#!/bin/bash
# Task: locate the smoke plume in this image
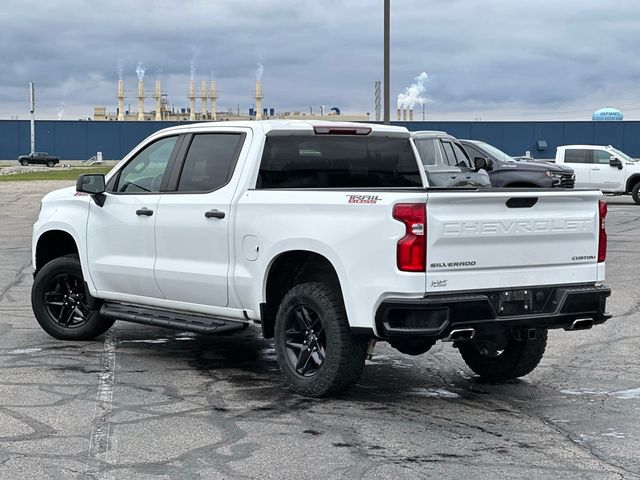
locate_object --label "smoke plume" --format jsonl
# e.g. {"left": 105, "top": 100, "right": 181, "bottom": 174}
{"left": 256, "top": 62, "right": 264, "bottom": 81}
{"left": 397, "top": 72, "right": 429, "bottom": 109}
{"left": 136, "top": 62, "right": 145, "bottom": 81}
{"left": 117, "top": 59, "right": 124, "bottom": 81}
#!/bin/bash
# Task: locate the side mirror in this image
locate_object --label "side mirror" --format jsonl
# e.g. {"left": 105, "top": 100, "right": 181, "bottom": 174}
{"left": 76, "top": 174, "right": 106, "bottom": 206}
{"left": 609, "top": 157, "right": 623, "bottom": 169}
{"left": 474, "top": 156, "right": 493, "bottom": 171}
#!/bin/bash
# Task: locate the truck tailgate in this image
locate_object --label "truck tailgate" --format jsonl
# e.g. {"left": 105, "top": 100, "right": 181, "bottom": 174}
{"left": 425, "top": 190, "right": 602, "bottom": 293}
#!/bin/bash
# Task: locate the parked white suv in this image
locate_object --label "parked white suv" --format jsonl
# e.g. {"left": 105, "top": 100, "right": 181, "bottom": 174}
{"left": 555, "top": 145, "right": 640, "bottom": 204}
{"left": 31, "top": 121, "right": 611, "bottom": 396}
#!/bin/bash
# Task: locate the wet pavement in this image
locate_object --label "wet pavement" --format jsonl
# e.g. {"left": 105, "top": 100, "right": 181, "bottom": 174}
{"left": 0, "top": 181, "right": 639, "bottom": 479}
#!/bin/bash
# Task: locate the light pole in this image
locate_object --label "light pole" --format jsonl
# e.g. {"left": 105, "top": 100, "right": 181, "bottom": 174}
{"left": 29, "top": 82, "right": 35, "bottom": 154}
{"left": 383, "top": 0, "right": 390, "bottom": 125}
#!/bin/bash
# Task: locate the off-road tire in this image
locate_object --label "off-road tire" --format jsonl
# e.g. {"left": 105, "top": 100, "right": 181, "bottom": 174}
{"left": 631, "top": 183, "right": 640, "bottom": 205}
{"left": 31, "top": 255, "right": 114, "bottom": 340}
{"left": 458, "top": 330, "right": 547, "bottom": 381}
{"left": 274, "top": 282, "right": 368, "bottom": 397}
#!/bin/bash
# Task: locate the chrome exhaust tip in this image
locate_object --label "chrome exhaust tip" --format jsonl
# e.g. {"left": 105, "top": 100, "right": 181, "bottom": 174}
{"left": 566, "top": 319, "right": 594, "bottom": 331}
{"left": 442, "top": 328, "right": 476, "bottom": 342}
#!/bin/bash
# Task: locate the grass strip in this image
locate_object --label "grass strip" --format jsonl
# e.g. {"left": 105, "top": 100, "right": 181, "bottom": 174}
{"left": 0, "top": 167, "right": 113, "bottom": 182}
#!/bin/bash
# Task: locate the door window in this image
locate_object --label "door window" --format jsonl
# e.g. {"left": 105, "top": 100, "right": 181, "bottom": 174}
{"left": 564, "top": 149, "right": 592, "bottom": 164}
{"left": 113, "top": 136, "right": 178, "bottom": 193}
{"left": 451, "top": 142, "right": 471, "bottom": 167}
{"left": 177, "top": 133, "right": 244, "bottom": 192}
{"left": 415, "top": 139, "right": 441, "bottom": 166}
{"left": 441, "top": 142, "right": 457, "bottom": 166}
{"left": 593, "top": 150, "right": 612, "bottom": 165}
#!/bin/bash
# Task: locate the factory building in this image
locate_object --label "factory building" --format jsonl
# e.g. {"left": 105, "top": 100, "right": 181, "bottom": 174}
{"left": 93, "top": 78, "right": 369, "bottom": 122}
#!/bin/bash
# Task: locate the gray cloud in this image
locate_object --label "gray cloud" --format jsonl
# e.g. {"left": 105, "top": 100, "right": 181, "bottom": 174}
{"left": 1, "top": 0, "right": 639, "bottom": 119}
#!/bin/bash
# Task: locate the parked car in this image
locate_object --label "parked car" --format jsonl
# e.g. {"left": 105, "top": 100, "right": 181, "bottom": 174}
{"left": 555, "top": 145, "right": 640, "bottom": 204}
{"left": 412, "top": 131, "right": 490, "bottom": 187}
{"left": 460, "top": 140, "right": 575, "bottom": 188}
{"left": 31, "top": 120, "right": 610, "bottom": 397}
{"left": 18, "top": 152, "right": 60, "bottom": 167}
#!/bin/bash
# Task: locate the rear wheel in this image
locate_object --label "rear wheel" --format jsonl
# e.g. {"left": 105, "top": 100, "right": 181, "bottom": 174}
{"left": 46, "top": 160, "right": 55, "bottom": 168}
{"left": 274, "top": 282, "right": 368, "bottom": 397}
{"left": 458, "top": 330, "right": 547, "bottom": 381}
{"left": 631, "top": 183, "right": 640, "bottom": 205}
{"left": 20, "top": 159, "right": 28, "bottom": 166}
{"left": 31, "top": 256, "right": 114, "bottom": 340}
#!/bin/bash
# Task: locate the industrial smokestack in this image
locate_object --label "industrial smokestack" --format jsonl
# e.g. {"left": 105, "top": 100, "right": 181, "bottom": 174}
{"left": 397, "top": 108, "right": 401, "bottom": 121}
{"left": 409, "top": 109, "right": 414, "bottom": 121}
{"left": 201, "top": 80, "right": 208, "bottom": 119}
{"left": 117, "top": 79, "right": 125, "bottom": 121}
{"left": 209, "top": 80, "right": 217, "bottom": 121}
{"left": 154, "top": 80, "right": 162, "bottom": 121}
{"left": 255, "top": 80, "right": 263, "bottom": 120}
{"left": 137, "top": 80, "right": 144, "bottom": 121}
{"left": 402, "top": 108, "right": 408, "bottom": 121}
{"left": 188, "top": 80, "right": 196, "bottom": 121}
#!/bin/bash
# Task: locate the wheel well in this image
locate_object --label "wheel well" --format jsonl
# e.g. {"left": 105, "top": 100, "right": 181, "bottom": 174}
{"left": 626, "top": 175, "right": 640, "bottom": 193}
{"left": 261, "top": 251, "right": 341, "bottom": 339}
{"left": 505, "top": 182, "right": 538, "bottom": 188}
{"left": 35, "top": 230, "right": 78, "bottom": 274}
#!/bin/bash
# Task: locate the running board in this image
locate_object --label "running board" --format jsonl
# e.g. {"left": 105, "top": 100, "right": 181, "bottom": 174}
{"left": 100, "top": 302, "right": 248, "bottom": 335}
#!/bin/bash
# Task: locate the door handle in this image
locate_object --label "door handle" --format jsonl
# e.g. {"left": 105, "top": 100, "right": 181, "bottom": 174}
{"left": 136, "top": 208, "right": 153, "bottom": 216}
{"left": 591, "top": 167, "right": 600, "bottom": 171}
{"left": 205, "top": 209, "right": 225, "bottom": 219}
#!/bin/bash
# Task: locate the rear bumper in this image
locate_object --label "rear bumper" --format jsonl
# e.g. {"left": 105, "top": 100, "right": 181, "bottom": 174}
{"left": 375, "top": 284, "right": 611, "bottom": 339}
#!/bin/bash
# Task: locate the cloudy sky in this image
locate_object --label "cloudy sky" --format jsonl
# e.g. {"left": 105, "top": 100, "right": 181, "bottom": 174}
{"left": 1, "top": 0, "right": 639, "bottom": 120}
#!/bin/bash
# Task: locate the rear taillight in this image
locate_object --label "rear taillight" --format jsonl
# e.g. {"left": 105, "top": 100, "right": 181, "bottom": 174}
{"left": 393, "top": 203, "right": 426, "bottom": 272}
{"left": 598, "top": 199, "right": 607, "bottom": 263}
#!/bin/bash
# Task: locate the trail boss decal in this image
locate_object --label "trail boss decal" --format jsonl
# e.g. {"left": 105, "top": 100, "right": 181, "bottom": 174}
{"left": 347, "top": 195, "right": 381, "bottom": 204}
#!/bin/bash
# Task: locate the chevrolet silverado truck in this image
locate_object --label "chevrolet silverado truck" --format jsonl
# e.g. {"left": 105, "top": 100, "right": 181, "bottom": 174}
{"left": 555, "top": 145, "right": 640, "bottom": 204}
{"left": 18, "top": 152, "right": 60, "bottom": 167}
{"left": 31, "top": 120, "right": 611, "bottom": 397}
{"left": 461, "top": 139, "right": 576, "bottom": 188}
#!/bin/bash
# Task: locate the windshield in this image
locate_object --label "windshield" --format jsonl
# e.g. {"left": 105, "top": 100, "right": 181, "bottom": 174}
{"left": 611, "top": 147, "right": 638, "bottom": 162}
{"left": 476, "top": 141, "right": 515, "bottom": 162}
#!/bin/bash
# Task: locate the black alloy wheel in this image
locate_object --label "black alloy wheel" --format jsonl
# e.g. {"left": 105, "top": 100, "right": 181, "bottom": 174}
{"left": 274, "top": 282, "right": 368, "bottom": 397}
{"left": 283, "top": 303, "right": 326, "bottom": 377}
{"left": 32, "top": 255, "right": 114, "bottom": 340}
{"left": 43, "top": 272, "right": 92, "bottom": 328}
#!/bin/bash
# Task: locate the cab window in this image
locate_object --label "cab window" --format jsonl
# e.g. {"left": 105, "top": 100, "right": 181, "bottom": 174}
{"left": 415, "top": 139, "right": 442, "bottom": 166}
{"left": 112, "top": 136, "right": 178, "bottom": 193}
{"left": 564, "top": 149, "right": 592, "bottom": 164}
{"left": 177, "top": 133, "right": 244, "bottom": 192}
{"left": 593, "top": 150, "right": 611, "bottom": 165}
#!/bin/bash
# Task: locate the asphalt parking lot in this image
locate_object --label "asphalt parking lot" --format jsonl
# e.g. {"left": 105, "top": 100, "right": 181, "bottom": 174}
{"left": 0, "top": 181, "right": 639, "bottom": 480}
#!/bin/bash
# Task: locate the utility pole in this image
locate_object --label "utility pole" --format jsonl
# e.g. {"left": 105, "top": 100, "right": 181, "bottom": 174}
{"left": 29, "top": 82, "right": 35, "bottom": 154}
{"left": 383, "top": 0, "right": 390, "bottom": 125}
{"left": 374, "top": 80, "right": 381, "bottom": 121}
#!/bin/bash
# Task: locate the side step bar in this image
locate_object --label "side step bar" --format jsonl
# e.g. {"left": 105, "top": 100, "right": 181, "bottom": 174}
{"left": 100, "top": 302, "right": 248, "bottom": 335}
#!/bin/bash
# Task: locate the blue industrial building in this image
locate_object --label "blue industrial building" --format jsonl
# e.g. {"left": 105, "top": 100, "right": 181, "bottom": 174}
{"left": 2, "top": 119, "right": 640, "bottom": 160}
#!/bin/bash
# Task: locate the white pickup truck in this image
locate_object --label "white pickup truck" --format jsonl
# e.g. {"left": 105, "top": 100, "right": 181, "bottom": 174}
{"left": 555, "top": 145, "right": 640, "bottom": 204}
{"left": 31, "top": 121, "right": 611, "bottom": 397}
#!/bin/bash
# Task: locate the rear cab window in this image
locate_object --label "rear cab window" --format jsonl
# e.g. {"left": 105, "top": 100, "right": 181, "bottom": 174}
{"left": 257, "top": 135, "right": 423, "bottom": 189}
{"left": 564, "top": 149, "right": 592, "bottom": 164}
{"left": 176, "top": 133, "right": 244, "bottom": 192}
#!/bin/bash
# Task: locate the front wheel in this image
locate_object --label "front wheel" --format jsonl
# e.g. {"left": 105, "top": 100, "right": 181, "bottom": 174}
{"left": 31, "top": 256, "right": 114, "bottom": 340}
{"left": 274, "top": 282, "right": 368, "bottom": 397}
{"left": 458, "top": 330, "right": 547, "bottom": 381}
{"left": 631, "top": 183, "right": 640, "bottom": 205}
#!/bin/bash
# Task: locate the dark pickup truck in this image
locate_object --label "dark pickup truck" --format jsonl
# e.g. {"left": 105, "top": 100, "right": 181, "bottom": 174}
{"left": 18, "top": 152, "right": 60, "bottom": 167}
{"left": 460, "top": 139, "right": 575, "bottom": 188}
